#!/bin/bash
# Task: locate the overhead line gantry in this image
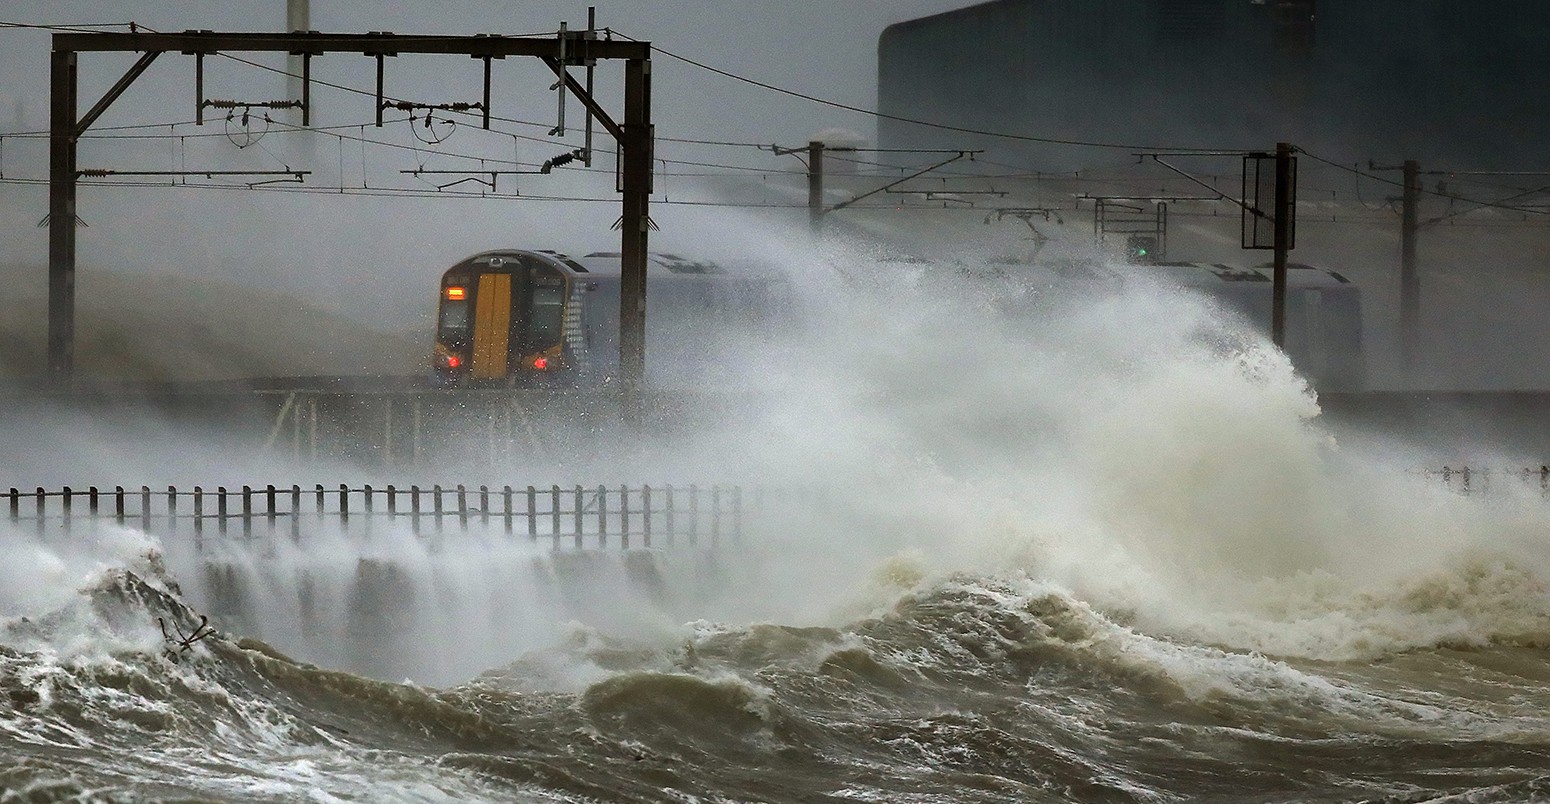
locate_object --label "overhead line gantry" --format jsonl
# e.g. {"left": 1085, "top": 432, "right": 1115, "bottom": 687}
{"left": 48, "top": 29, "right": 655, "bottom": 416}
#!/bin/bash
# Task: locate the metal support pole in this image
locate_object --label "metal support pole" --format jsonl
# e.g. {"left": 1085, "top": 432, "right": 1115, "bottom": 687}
{"left": 1270, "top": 142, "right": 1292, "bottom": 348}
{"left": 48, "top": 49, "right": 78, "bottom": 383}
{"left": 1400, "top": 159, "right": 1421, "bottom": 373}
{"left": 619, "top": 56, "right": 652, "bottom": 425}
{"left": 286, "top": 0, "right": 309, "bottom": 127}
{"left": 808, "top": 140, "right": 824, "bottom": 235}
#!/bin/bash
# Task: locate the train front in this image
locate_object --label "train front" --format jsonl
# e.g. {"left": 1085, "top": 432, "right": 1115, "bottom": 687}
{"left": 432, "top": 251, "right": 575, "bottom": 387}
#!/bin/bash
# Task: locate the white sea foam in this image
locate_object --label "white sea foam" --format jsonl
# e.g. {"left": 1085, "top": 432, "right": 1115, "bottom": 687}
{"left": 705, "top": 248, "right": 1550, "bottom": 665}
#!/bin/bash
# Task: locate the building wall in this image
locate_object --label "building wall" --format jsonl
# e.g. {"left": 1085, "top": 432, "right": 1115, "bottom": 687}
{"left": 877, "top": 0, "right": 1549, "bottom": 169}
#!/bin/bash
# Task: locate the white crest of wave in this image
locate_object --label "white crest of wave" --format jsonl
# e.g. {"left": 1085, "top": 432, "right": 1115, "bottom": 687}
{"left": 0, "top": 523, "right": 172, "bottom": 657}
{"left": 704, "top": 243, "right": 1550, "bottom": 663}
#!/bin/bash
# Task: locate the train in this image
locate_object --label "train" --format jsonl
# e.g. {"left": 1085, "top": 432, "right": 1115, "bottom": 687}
{"left": 1147, "top": 260, "right": 1364, "bottom": 391}
{"left": 431, "top": 250, "right": 1364, "bottom": 391}
{"left": 993, "top": 257, "right": 1366, "bottom": 390}
{"left": 431, "top": 249, "right": 783, "bottom": 388}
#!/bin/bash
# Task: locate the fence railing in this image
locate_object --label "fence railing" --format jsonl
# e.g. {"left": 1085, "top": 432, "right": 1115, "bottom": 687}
{"left": 1425, "top": 466, "right": 1550, "bottom": 496}
{"left": 6, "top": 484, "right": 746, "bottom": 550}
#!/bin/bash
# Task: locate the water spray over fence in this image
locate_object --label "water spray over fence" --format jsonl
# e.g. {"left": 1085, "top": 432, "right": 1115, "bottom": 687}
{"left": 7, "top": 483, "right": 748, "bottom": 550}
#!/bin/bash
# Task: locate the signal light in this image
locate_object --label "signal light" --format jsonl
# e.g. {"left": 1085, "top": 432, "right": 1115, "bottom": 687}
{"left": 532, "top": 356, "right": 550, "bottom": 370}
{"left": 446, "top": 355, "right": 461, "bottom": 369}
{"left": 1126, "top": 236, "right": 1158, "bottom": 264}
{"left": 445, "top": 286, "right": 466, "bottom": 300}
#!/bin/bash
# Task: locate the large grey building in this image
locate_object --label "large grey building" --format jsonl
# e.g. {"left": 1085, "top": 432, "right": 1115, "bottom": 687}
{"left": 877, "top": 1, "right": 1549, "bottom": 169}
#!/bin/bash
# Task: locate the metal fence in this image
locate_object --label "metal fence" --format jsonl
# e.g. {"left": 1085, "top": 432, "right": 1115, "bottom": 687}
{"left": 1424, "top": 466, "right": 1550, "bottom": 495}
{"left": 6, "top": 483, "right": 745, "bottom": 550}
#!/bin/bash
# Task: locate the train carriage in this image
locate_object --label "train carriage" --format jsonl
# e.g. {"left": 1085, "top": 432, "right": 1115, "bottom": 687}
{"left": 432, "top": 249, "right": 776, "bottom": 388}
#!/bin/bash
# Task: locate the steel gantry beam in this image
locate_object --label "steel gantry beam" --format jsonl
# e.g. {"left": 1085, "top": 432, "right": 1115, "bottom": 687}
{"left": 48, "top": 30, "right": 653, "bottom": 416}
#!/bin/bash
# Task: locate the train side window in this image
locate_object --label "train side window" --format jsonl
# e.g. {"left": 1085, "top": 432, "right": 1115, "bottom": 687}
{"left": 529, "top": 281, "right": 565, "bottom": 341}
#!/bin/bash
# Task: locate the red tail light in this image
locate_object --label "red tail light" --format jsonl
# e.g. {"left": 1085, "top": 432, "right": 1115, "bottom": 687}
{"left": 533, "top": 356, "right": 550, "bottom": 370}
{"left": 446, "top": 355, "right": 462, "bottom": 369}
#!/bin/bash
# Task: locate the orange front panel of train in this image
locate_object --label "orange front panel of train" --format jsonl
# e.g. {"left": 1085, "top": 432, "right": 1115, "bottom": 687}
{"left": 471, "top": 272, "right": 512, "bottom": 379}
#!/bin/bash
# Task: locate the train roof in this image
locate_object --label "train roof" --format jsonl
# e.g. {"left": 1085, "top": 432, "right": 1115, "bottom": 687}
{"left": 446, "top": 249, "right": 723, "bottom": 278}
{"left": 1128, "top": 261, "right": 1354, "bottom": 288}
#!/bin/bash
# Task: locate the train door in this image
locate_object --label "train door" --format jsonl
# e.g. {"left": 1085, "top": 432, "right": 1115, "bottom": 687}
{"left": 471, "top": 272, "right": 512, "bottom": 379}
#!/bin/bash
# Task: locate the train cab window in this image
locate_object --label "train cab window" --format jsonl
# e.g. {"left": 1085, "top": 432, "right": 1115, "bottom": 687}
{"left": 439, "top": 299, "right": 470, "bottom": 340}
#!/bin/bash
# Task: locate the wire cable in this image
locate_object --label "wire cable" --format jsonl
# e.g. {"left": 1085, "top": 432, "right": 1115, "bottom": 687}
{"left": 616, "top": 33, "right": 1235, "bottom": 154}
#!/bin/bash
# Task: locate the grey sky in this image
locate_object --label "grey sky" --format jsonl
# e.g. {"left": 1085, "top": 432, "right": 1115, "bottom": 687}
{"left": 1, "top": 1, "right": 983, "bottom": 146}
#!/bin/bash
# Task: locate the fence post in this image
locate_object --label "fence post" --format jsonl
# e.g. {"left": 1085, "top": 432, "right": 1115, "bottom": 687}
{"left": 550, "top": 485, "right": 561, "bottom": 549}
{"left": 664, "top": 485, "right": 675, "bottom": 547}
{"left": 689, "top": 484, "right": 699, "bottom": 546}
{"left": 503, "top": 485, "right": 514, "bottom": 536}
{"left": 7, "top": 488, "right": 18, "bottom": 526}
{"left": 596, "top": 485, "right": 608, "bottom": 550}
{"left": 573, "top": 485, "right": 583, "bottom": 550}
{"left": 642, "top": 485, "right": 652, "bottom": 549}
{"left": 619, "top": 485, "right": 630, "bottom": 550}
{"left": 290, "top": 485, "right": 302, "bottom": 542}
{"left": 526, "top": 485, "right": 537, "bottom": 540}
{"left": 339, "top": 484, "right": 350, "bottom": 527}
{"left": 193, "top": 486, "right": 204, "bottom": 548}
{"left": 410, "top": 485, "right": 422, "bottom": 534}
{"left": 61, "top": 486, "right": 72, "bottom": 537}
{"left": 241, "top": 486, "right": 253, "bottom": 539}
{"left": 167, "top": 486, "right": 177, "bottom": 537}
{"left": 712, "top": 486, "right": 722, "bottom": 546}
{"left": 140, "top": 486, "right": 152, "bottom": 533}
{"left": 387, "top": 485, "right": 397, "bottom": 520}
{"left": 217, "top": 487, "right": 228, "bottom": 536}
{"left": 479, "top": 485, "right": 490, "bottom": 529}
{"left": 458, "top": 485, "right": 469, "bottom": 531}
{"left": 433, "top": 485, "right": 444, "bottom": 534}
{"left": 266, "top": 485, "right": 278, "bottom": 536}
{"left": 315, "top": 484, "right": 326, "bottom": 525}
{"left": 363, "top": 484, "right": 374, "bottom": 537}
{"left": 732, "top": 486, "right": 743, "bottom": 542}
{"left": 35, "top": 488, "right": 46, "bottom": 539}
{"left": 88, "top": 486, "right": 98, "bottom": 523}
{"left": 114, "top": 486, "right": 125, "bottom": 527}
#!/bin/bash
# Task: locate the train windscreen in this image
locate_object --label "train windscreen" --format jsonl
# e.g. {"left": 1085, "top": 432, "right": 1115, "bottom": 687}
{"left": 438, "top": 299, "right": 470, "bottom": 341}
